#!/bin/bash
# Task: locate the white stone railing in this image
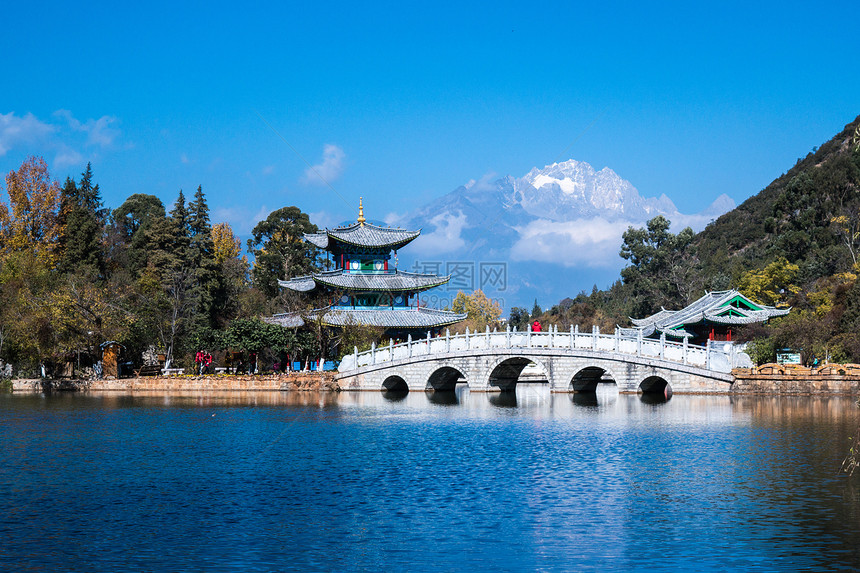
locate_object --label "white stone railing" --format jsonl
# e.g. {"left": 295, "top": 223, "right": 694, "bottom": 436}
{"left": 338, "top": 325, "right": 751, "bottom": 374}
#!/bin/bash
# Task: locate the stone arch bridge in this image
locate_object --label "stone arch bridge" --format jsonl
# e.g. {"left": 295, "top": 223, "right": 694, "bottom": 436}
{"left": 336, "top": 326, "right": 744, "bottom": 394}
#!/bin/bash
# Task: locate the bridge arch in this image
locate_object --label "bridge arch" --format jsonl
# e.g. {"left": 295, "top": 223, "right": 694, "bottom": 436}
{"left": 427, "top": 366, "right": 466, "bottom": 391}
{"left": 382, "top": 375, "right": 408, "bottom": 393}
{"left": 569, "top": 365, "right": 618, "bottom": 393}
{"left": 486, "top": 356, "right": 550, "bottom": 391}
{"left": 639, "top": 375, "right": 672, "bottom": 396}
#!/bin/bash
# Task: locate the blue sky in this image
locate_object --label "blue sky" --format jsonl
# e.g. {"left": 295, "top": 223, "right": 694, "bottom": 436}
{"left": 2, "top": 1, "right": 858, "bottom": 267}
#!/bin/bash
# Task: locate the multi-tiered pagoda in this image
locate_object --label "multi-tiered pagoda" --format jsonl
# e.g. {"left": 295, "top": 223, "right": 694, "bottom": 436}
{"left": 268, "top": 199, "right": 466, "bottom": 337}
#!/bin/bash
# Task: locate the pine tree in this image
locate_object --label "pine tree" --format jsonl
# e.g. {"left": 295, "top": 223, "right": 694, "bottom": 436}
{"left": 186, "top": 186, "right": 218, "bottom": 331}
{"left": 58, "top": 163, "right": 105, "bottom": 277}
{"left": 168, "top": 189, "right": 190, "bottom": 267}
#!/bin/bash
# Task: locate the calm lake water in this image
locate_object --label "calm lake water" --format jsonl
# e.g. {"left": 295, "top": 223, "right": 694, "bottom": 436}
{"left": 2, "top": 386, "right": 860, "bottom": 572}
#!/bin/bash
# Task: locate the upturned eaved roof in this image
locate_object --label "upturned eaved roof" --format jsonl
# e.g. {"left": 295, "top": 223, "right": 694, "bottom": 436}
{"left": 278, "top": 275, "right": 317, "bottom": 292}
{"left": 628, "top": 289, "right": 789, "bottom": 337}
{"left": 279, "top": 270, "right": 449, "bottom": 293}
{"left": 265, "top": 307, "right": 467, "bottom": 329}
{"left": 304, "top": 222, "right": 420, "bottom": 250}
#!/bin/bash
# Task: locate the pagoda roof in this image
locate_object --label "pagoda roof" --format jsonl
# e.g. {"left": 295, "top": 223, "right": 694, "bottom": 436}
{"left": 629, "top": 289, "right": 789, "bottom": 337}
{"left": 265, "top": 307, "right": 467, "bottom": 329}
{"left": 304, "top": 222, "right": 420, "bottom": 250}
{"left": 279, "top": 270, "right": 449, "bottom": 293}
{"left": 278, "top": 275, "right": 317, "bottom": 292}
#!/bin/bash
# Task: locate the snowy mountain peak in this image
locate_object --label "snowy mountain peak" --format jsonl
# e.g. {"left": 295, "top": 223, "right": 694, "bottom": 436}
{"left": 513, "top": 159, "right": 673, "bottom": 221}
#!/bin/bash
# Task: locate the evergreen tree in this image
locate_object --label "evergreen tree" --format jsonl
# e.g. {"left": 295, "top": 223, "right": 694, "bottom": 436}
{"left": 186, "top": 186, "right": 218, "bottom": 332}
{"left": 58, "top": 163, "right": 106, "bottom": 276}
{"left": 168, "top": 189, "right": 190, "bottom": 267}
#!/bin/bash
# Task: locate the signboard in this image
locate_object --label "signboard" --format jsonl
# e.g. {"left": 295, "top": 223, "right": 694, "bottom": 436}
{"left": 776, "top": 351, "right": 801, "bottom": 365}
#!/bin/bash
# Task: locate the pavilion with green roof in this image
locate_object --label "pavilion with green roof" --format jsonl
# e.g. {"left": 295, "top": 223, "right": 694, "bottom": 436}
{"left": 620, "top": 289, "right": 789, "bottom": 346}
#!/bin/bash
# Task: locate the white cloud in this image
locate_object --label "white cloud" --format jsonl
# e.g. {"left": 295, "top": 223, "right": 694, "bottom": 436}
{"left": 54, "top": 145, "right": 84, "bottom": 169}
{"left": 211, "top": 204, "right": 271, "bottom": 237}
{"left": 410, "top": 210, "right": 469, "bottom": 255}
{"left": 53, "top": 109, "right": 120, "bottom": 148}
{"left": 0, "top": 110, "right": 122, "bottom": 170}
{"left": 463, "top": 171, "right": 498, "bottom": 192}
{"left": 0, "top": 112, "right": 55, "bottom": 155}
{"left": 180, "top": 153, "right": 190, "bottom": 164}
{"left": 262, "top": 165, "right": 275, "bottom": 175}
{"left": 510, "top": 217, "right": 632, "bottom": 268}
{"left": 383, "top": 211, "right": 407, "bottom": 227}
{"left": 302, "top": 144, "right": 345, "bottom": 185}
{"left": 308, "top": 210, "right": 337, "bottom": 229}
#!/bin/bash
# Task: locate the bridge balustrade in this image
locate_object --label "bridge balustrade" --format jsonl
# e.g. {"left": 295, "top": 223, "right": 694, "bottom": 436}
{"left": 339, "top": 326, "right": 750, "bottom": 373}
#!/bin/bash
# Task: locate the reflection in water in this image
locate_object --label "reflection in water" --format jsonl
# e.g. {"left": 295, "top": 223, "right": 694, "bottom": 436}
{"left": 426, "top": 389, "right": 459, "bottom": 406}
{"left": 639, "top": 392, "right": 672, "bottom": 405}
{"left": 489, "top": 391, "right": 517, "bottom": 408}
{"left": 570, "top": 392, "right": 599, "bottom": 408}
{"left": 381, "top": 389, "right": 409, "bottom": 402}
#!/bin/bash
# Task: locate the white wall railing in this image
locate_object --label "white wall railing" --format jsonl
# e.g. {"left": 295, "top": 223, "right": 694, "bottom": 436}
{"left": 338, "top": 325, "right": 751, "bottom": 374}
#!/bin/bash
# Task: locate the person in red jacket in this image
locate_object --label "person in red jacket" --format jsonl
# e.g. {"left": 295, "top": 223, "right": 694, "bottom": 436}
{"left": 532, "top": 320, "right": 542, "bottom": 332}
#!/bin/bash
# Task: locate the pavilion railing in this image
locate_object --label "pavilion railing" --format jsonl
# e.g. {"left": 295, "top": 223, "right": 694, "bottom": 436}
{"left": 338, "top": 324, "right": 751, "bottom": 374}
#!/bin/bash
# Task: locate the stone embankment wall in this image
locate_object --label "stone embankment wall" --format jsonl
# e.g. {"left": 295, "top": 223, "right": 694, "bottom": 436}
{"left": 732, "top": 363, "right": 860, "bottom": 395}
{"left": 11, "top": 373, "right": 339, "bottom": 393}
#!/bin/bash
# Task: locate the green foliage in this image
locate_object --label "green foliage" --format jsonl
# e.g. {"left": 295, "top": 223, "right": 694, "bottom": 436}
{"left": 336, "top": 320, "right": 385, "bottom": 359}
{"left": 0, "top": 156, "right": 328, "bottom": 373}
{"left": 508, "top": 307, "right": 529, "bottom": 330}
{"left": 619, "top": 215, "right": 700, "bottom": 317}
{"left": 744, "top": 338, "right": 777, "bottom": 366}
{"left": 247, "top": 206, "right": 321, "bottom": 297}
{"left": 58, "top": 164, "right": 106, "bottom": 277}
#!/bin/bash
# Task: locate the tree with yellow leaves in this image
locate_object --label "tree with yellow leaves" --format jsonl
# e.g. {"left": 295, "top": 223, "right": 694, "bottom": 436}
{"left": 450, "top": 289, "right": 502, "bottom": 332}
{"left": 737, "top": 257, "right": 801, "bottom": 307}
{"left": 212, "top": 222, "right": 241, "bottom": 264}
{"left": 0, "top": 156, "right": 62, "bottom": 268}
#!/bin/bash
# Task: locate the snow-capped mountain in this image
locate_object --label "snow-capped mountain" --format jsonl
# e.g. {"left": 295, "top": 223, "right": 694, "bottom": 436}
{"left": 389, "top": 159, "right": 734, "bottom": 310}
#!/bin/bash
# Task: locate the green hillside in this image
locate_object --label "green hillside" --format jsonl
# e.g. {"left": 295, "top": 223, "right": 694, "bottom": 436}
{"left": 528, "top": 114, "right": 860, "bottom": 364}
{"left": 695, "top": 115, "right": 860, "bottom": 284}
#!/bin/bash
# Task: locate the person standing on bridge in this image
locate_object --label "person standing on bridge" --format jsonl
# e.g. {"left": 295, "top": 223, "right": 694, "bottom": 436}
{"left": 533, "top": 320, "right": 542, "bottom": 332}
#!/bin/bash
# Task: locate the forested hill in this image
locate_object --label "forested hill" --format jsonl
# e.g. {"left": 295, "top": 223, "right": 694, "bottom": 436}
{"left": 694, "top": 114, "right": 860, "bottom": 284}
{"left": 522, "top": 114, "right": 860, "bottom": 363}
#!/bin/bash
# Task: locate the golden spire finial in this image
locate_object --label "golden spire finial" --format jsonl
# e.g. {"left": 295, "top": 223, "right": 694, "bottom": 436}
{"left": 357, "top": 197, "right": 366, "bottom": 226}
